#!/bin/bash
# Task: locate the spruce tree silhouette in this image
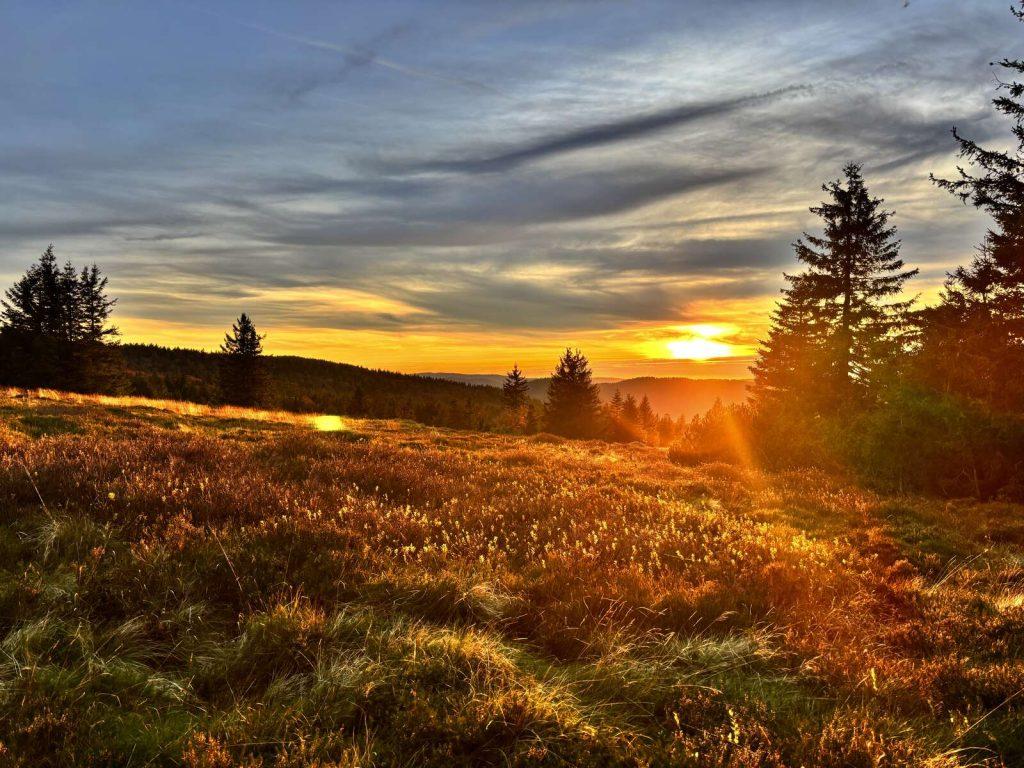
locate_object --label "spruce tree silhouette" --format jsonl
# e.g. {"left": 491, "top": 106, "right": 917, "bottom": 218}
{"left": 753, "top": 165, "right": 917, "bottom": 412}
{"left": 502, "top": 363, "right": 530, "bottom": 430}
{"left": 544, "top": 348, "right": 601, "bottom": 438}
{"left": 219, "top": 313, "right": 266, "bottom": 406}
{"left": 921, "top": 1, "right": 1024, "bottom": 409}
{"left": 0, "top": 245, "right": 120, "bottom": 391}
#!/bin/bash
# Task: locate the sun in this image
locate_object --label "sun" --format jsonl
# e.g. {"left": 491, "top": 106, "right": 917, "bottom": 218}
{"left": 666, "top": 338, "right": 734, "bottom": 360}
{"left": 663, "top": 323, "right": 739, "bottom": 360}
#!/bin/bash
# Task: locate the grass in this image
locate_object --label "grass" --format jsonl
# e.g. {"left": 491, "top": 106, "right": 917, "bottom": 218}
{"left": 0, "top": 389, "right": 1022, "bottom": 766}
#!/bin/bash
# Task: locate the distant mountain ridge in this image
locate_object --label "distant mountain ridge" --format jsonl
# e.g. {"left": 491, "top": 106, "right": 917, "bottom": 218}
{"left": 420, "top": 372, "right": 750, "bottom": 420}
{"left": 418, "top": 372, "right": 622, "bottom": 388}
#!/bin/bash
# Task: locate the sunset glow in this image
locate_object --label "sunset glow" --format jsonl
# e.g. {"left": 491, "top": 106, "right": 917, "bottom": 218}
{"left": 667, "top": 337, "right": 735, "bottom": 361}
{"left": 0, "top": 1, "right": 1000, "bottom": 379}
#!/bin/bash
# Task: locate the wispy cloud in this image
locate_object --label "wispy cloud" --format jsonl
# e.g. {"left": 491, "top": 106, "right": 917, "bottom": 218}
{"left": 412, "top": 85, "right": 812, "bottom": 173}
{"left": 0, "top": 0, "right": 1013, "bottom": 374}
{"left": 192, "top": 7, "right": 502, "bottom": 95}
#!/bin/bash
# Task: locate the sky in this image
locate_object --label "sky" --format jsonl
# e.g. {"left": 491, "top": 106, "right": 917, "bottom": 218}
{"left": 0, "top": 0, "right": 1018, "bottom": 378}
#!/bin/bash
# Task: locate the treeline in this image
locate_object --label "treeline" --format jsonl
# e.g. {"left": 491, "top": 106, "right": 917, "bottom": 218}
{"left": 0, "top": 245, "right": 123, "bottom": 392}
{"left": 122, "top": 343, "right": 508, "bottom": 430}
{"left": 4, "top": 4, "right": 1024, "bottom": 497}
{"left": 500, "top": 353, "right": 685, "bottom": 445}
{"left": 672, "top": 5, "right": 1024, "bottom": 498}
{"left": 0, "top": 250, "right": 684, "bottom": 442}
{"left": 0, "top": 274, "right": 509, "bottom": 430}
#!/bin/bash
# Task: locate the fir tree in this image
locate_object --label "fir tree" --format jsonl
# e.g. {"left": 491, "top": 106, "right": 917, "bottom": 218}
{"left": 657, "top": 414, "right": 676, "bottom": 446}
{"left": 524, "top": 402, "right": 540, "bottom": 434}
{"left": 544, "top": 348, "right": 602, "bottom": 438}
{"left": 219, "top": 313, "right": 267, "bottom": 406}
{"left": 610, "top": 388, "right": 624, "bottom": 415}
{"left": 750, "top": 279, "right": 827, "bottom": 406}
{"left": 502, "top": 363, "right": 531, "bottom": 430}
{"left": 923, "top": 2, "right": 1024, "bottom": 409}
{"left": 753, "top": 165, "right": 917, "bottom": 411}
{"left": 621, "top": 394, "right": 639, "bottom": 426}
{"left": 0, "top": 245, "right": 121, "bottom": 391}
{"left": 638, "top": 395, "right": 656, "bottom": 439}
{"left": 78, "top": 264, "right": 118, "bottom": 343}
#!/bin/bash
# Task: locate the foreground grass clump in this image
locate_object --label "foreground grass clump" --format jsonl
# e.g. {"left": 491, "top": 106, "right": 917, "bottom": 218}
{"left": 0, "top": 391, "right": 1022, "bottom": 766}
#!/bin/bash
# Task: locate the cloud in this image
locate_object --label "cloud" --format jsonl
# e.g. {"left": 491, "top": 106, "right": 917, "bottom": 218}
{"left": 123, "top": 232, "right": 204, "bottom": 242}
{"left": 194, "top": 8, "right": 502, "bottom": 95}
{"left": 253, "top": 163, "right": 769, "bottom": 248}
{"left": 411, "top": 85, "right": 812, "bottom": 173}
{"left": 0, "top": 0, "right": 1013, "bottom": 370}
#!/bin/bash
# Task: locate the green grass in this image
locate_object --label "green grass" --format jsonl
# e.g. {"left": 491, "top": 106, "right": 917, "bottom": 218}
{"left": 0, "top": 390, "right": 1021, "bottom": 766}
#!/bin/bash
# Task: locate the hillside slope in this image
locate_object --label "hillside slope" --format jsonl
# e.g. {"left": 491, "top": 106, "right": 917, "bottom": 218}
{"left": 595, "top": 376, "right": 749, "bottom": 419}
{"left": 122, "top": 344, "right": 506, "bottom": 430}
{"left": 423, "top": 371, "right": 750, "bottom": 419}
{"left": 0, "top": 391, "right": 1021, "bottom": 766}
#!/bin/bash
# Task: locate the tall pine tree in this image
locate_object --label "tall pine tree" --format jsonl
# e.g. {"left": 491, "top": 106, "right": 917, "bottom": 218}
{"left": 544, "top": 348, "right": 602, "bottom": 438}
{"left": 921, "top": 1, "right": 1024, "bottom": 410}
{"left": 753, "top": 165, "right": 917, "bottom": 411}
{"left": 0, "top": 245, "right": 120, "bottom": 391}
{"left": 750, "top": 279, "right": 827, "bottom": 406}
{"left": 219, "top": 313, "right": 267, "bottom": 406}
{"left": 502, "top": 363, "right": 531, "bottom": 431}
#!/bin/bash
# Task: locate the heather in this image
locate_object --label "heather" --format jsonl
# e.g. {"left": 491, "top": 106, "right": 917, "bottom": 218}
{"left": 1, "top": 390, "right": 1021, "bottom": 766}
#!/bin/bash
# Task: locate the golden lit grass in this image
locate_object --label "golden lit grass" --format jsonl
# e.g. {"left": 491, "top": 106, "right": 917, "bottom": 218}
{"left": 0, "top": 387, "right": 351, "bottom": 433}
{"left": 0, "top": 389, "right": 1021, "bottom": 766}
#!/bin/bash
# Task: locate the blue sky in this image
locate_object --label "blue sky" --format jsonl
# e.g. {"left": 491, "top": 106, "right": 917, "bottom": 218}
{"left": 0, "top": 0, "right": 1018, "bottom": 376}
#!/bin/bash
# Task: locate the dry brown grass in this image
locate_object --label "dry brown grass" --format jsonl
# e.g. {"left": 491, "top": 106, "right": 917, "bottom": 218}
{"left": 0, "top": 390, "right": 1021, "bottom": 766}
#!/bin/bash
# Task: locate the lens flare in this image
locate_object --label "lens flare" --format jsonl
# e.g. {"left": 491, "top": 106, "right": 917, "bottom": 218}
{"left": 311, "top": 415, "right": 346, "bottom": 432}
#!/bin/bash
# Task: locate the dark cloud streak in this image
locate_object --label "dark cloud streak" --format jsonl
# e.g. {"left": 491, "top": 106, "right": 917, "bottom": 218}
{"left": 414, "top": 85, "right": 812, "bottom": 174}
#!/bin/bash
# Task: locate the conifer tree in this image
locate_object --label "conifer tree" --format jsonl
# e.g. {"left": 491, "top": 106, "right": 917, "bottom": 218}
{"left": 657, "top": 414, "right": 676, "bottom": 446}
{"left": 610, "top": 388, "right": 624, "bottom": 416}
{"left": 0, "top": 245, "right": 120, "bottom": 391}
{"left": 753, "top": 165, "right": 917, "bottom": 411}
{"left": 621, "top": 394, "right": 639, "bottom": 426}
{"left": 502, "top": 364, "right": 531, "bottom": 430}
{"left": 638, "top": 395, "right": 656, "bottom": 439}
{"left": 219, "top": 313, "right": 267, "bottom": 406}
{"left": 750, "top": 280, "right": 826, "bottom": 406}
{"left": 544, "top": 348, "right": 602, "bottom": 438}
{"left": 922, "top": 2, "right": 1024, "bottom": 409}
{"left": 78, "top": 264, "right": 117, "bottom": 343}
{"left": 524, "top": 402, "right": 539, "bottom": 434}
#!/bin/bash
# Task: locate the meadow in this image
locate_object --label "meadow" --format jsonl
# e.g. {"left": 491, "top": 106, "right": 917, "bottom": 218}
{"left": 0, "top": 389, "right": 1022, "bottom": 766}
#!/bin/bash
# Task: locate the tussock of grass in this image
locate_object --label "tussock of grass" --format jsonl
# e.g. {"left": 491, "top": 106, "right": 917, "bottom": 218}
{"left": 0, "top": 390, "right": 1020, "bottom": 765}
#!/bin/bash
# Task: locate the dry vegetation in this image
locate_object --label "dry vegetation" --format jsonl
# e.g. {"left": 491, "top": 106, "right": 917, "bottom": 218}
{"left": 0, "top": 390, "right": 1022, "bottom": 766}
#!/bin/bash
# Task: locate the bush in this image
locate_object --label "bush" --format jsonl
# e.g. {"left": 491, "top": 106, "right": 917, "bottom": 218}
{"left": 669, "top": 400, "right": 836, "bottom": 471}
{"left": 671, "top": 388, "right": 1024, "bottom": 499}
{"left": 841, "top": 387, "right": 1024, "bottom": 498}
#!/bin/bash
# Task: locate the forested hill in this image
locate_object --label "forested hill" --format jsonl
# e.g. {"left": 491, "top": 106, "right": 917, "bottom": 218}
{"left": 422, "top": 372, "right": 750, "bottom": 419}
{"left": 120, "top": 344, "right": 505, "bottom": 430}
{"left": 595, "top": 377, "right": 749, "bottom": 419}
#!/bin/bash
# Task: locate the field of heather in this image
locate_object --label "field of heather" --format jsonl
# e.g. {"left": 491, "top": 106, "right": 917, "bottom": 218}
{"left": 0, "top": 390, "right": 1022, "bottom": 767}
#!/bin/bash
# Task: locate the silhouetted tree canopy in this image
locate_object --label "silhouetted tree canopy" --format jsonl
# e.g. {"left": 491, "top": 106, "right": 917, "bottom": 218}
{"left": 752, "top": 165, "right": 916, "bottom": 412}
{"left": 921, "top": 2, "right": 1024, "bottom": 410}
{"left": 219, "top": 313, "right": 267, "bottom": 406}
{"left": 545, "top": 348, "right": 601, "bottom": 438}
{"left": 0, "top": 245, "right": 121, "bottom": 391}
{"left": 502, "top": 363, "right": 531, "bottom": 431}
